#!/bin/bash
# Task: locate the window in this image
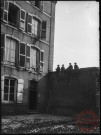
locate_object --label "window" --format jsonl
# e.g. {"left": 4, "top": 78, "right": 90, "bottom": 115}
{"left": 19, "top": 43, "right": 26, "bottom": 67}
{"left": 27, "top": 13, "right": 32, "bottom": 34}
{"left": 41, "top": 21, "right": 47, "bottom": 39}
{"left": 1, "top": 76, "right": 24, "bottom": 103}
{"left": 5, "top": 37, "right": 18, "bottom": 66}
{"left": 35, "top": 1, "right": 40, "bottom": 8}
{"left": 19, "top": 43, "right": 30, "bottom": 68}
{"left": 40, "top": 50, "right": 44, "bottom": 72}
{"left": 8, "top": 2, "right": 20, "bottom": 27}
{"left": 2, "top": 77, "right": 17, "bottom": 102}
{"left": 1, "top": 1, "right": 9, "bottom": 22}
{"left": 27, "top": 14, "right": 41, "bottom": 38}
{"left": 20, "top": 9, "right": 26, "bottom": 30}
{"left": 32, "top": 18, "right": 38, "bottom": 37}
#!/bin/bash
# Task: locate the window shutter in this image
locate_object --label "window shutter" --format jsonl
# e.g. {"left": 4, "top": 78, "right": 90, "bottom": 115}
{"left": 1, "top": 34, "right": 5, "bottom": 61}
{"left": 41, "top": 21, "right": 47, "bottom": 39}
{"left": 15, "top": 41, "right": 19, "bottom": 68}
{"left": 20, "top": 9, "right": 26, "bottom": 31}
{"left": 27, "top": 13, "right": 32, "bottom": 34}
{"left": 1, "top": 76, "right": 4, "bottom": 101}
{"left": 20, "top": 43, "right": 26, "bottom": 67}
{"left": 40, "top": 1, "right": 43, "bottom": 10}
{"left": 3, "top": 1, "right": 9, "bottom": 22}
{"left": 30, "top": 1, "right": 35, "bottom": 6}
{"left": 40, "top": 51, "right": 44, "bottom": 72}
{"left": 17, "top": 79, "right": 24, "bottom": 103}
{"left": 26, "top": 44, "right": 30, "bottom": 68}
{"left": 1, "top": 0, "right": 4, "bottom": 19}
{"left": 36, "top": 50, "right": 40, "bottom": 72}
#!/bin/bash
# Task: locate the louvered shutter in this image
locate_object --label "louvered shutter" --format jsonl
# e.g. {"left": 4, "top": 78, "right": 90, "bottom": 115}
{"left": 40, "top": 1, "right": 43, "bottom": 10}
{"left": 17, "top": 79, "right": 24, "bottom": 103}
{"left": 26, "top": 44, "right": 30, "bottom": 68}
{"left": 3, "top": 1, "right": 9, "bottom": 22}
{"left": 20, "top": 9, "right": 26, "bottom": 31}
{"left": 1, "top": 0, "right": 4, "bottom": 19}
{"left": 36, "top": 50, "right": 40, "bottom": 72}
{"left": 27, "top": 13, "right": 32, "bottom": 34}
{"left": 1, "top": 76, "right": 4, "bottom": 101}
{"left": 20, "top": 43, "right": 26, "bottom": 67}
{"left": 1, "top": 34, "right": 5, "bottom": 61}
{"left": 15, "top": 41, "right": 19, "bottom": 68}
{"left": 41, "top": 21, "right": 47, "bottom": 39}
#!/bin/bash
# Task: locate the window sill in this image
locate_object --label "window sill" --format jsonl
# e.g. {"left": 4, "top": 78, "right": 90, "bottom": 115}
{"left": 2, "top": 101, "right": 14, "bottom": 104}
{"left": 2, "top": 63, "right": 43, "bottom": 74}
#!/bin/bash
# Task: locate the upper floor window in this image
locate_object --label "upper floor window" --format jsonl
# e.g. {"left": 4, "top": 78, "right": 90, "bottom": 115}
{"left": 1, "top": 34, "right": 44, "bottom": 73}
{"left": 35, "top": 1, "right": 40, "bottom": 8}
{"left": 8, "top": 2, "right": 20, "bottom": 27}
{"left": 1, "top": 1, "right": 26, "bottom": 30}
{"left": 29, "top": 1, "right": 43, "bottom": 10}
{"left": 27, "top": 14, "right": 41, "bottom": 38}
{"left": 5, "top": 36, "right": 19, "bottom": 66}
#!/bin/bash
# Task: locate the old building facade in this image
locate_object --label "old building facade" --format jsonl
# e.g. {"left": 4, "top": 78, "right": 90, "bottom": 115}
{"left": 1, "top": 0, "right": 57, "bottom": 115}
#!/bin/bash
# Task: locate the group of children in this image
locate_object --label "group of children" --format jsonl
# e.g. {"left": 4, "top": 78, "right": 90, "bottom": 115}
{"left": 56, "top": 63, "right": 79, "bottom": 72}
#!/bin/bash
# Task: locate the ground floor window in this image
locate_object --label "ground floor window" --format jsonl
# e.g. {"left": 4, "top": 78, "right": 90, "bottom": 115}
{"left": 1, "top": 76, "right": 24, "bottom": 103}
{"left": 3, "top": 77, "right": 17, "bottom": 102}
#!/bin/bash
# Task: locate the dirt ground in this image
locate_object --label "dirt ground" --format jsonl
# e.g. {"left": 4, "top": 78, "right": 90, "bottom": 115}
{"left": 1, "top": 114, "right": 100, "bottom": 134}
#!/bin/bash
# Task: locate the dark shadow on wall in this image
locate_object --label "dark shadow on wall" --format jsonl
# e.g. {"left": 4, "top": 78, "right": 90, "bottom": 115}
{"left": 37, "top": 67, "right": 100, "bottom": 117}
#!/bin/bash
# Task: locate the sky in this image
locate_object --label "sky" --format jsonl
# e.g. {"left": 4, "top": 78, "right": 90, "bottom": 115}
{"left": 53, "top": 1, "right": 99, "bottom": 71}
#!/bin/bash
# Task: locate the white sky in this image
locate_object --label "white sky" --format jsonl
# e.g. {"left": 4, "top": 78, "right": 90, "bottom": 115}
{"left": 53, "top": 1, "right": 99, "bottom": 71}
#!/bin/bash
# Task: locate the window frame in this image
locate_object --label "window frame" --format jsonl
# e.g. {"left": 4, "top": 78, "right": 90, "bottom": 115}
{"left": 2, "top": 76, "right": 17, "bottom": 103}
{"left": 4, "top": 35, "right": 20, "bottom": 66}
{"left": 19, "top": 42, "right": 26, "bottom": 68}
{"left": 2, "top": 1, "right": 9, "bottom": 23}
{"left": 20, "top": 9, "right": 26, "bottom": 31}
{"left": 40, "top": 50, "right": 44, "bottom": 73}
{"left": 27, "top": 13, "right": 32, "bottom": 34}
{"left": 41, "top": 21, "right": 47, "bottom": 40}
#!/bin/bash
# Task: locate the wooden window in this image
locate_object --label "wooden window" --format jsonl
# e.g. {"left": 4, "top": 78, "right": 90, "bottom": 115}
{"left": 35, "top": 1, "right": 40, "bottom": 8}
{"left": 19, "top": 43, "right": 26, "bottom": 67}
{"left": 32, "top": 18, "right": 38, "bottom": 37}
{"left": 2, "top": 77, "right": 17, "bottom": 102}
{"left": 26, "top": 44, "right": 30, "bottom": 68}
{"left": 1, "top": 34, "right": 5, "bottom": 61}
{"left": 30, "top": 48, "right": 37, "bottom": 69}
{"left": 40, "top": 1, "right": 44, "bottom": 10}
{"left": 20, "top": 9, "right": 26, "bottom": 30}
{"left": 5, "top": 37, "right": 17, "bottom": 66}
{"left": 17, "top": 79, "right": 24, "bottom": 103}
{"left": 27, "top": 13, "right": 32, "bottom": 34}
{"left": 40, "top": 50, "right": 44, "bottom": 72}
{"left": 41, "top": 21, "right": 47, "bottom": 39}
{"left": 8, "top": 2, "right": 20, "bottom": 27}
{"left": 1, "top": 1, "right": 9, "bottom": 22}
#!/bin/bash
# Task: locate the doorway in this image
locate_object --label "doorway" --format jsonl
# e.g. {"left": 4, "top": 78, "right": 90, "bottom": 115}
{"left": 29, "top": 80, "right": 37, "bottom": 110}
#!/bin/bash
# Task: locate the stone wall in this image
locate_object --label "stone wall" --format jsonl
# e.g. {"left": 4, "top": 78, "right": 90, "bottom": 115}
{"left": 37, "top": 67, "right": 99, "bottom": 116}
